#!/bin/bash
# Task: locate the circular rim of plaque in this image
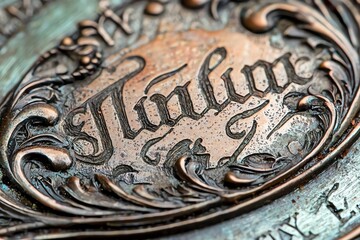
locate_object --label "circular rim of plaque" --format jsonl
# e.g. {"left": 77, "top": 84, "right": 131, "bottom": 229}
{"left": 0, "top": 0, "right": 360, "bottom": 238}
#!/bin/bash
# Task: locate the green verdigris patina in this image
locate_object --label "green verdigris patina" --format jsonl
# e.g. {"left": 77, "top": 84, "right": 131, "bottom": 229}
{"left": 0, "top": 1, "right": 359, "bottom": 239}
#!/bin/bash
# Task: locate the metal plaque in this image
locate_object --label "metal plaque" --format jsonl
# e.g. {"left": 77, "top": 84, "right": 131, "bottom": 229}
{"left": 0, "top": 0, "right": 359, "bottom": 239}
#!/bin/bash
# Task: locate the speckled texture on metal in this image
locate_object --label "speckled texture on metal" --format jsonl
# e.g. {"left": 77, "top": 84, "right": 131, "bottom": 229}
{"left": 0, "top": 1, "right": 359, "bottom": 239}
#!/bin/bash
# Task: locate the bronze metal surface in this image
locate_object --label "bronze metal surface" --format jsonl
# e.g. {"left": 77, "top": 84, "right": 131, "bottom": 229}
{"left": 0, "top": 0, "right": 359, "bottom": 239}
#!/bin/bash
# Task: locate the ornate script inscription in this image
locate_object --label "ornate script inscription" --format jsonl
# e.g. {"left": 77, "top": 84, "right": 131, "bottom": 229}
{"left": 64, "top": 29, "right": 316, "bottom": 184}
{"left": 0, "top": 0, "right": 359, "bottom": 238}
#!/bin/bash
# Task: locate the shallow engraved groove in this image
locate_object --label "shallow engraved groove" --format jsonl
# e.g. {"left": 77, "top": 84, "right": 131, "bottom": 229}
{"left": 0, "top": 0, "right": 359, "bottom": 238}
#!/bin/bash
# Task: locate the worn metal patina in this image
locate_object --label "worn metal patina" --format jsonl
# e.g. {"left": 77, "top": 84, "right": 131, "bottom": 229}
{"left": 0, "top": 0, "right": 359, "bottom": 239}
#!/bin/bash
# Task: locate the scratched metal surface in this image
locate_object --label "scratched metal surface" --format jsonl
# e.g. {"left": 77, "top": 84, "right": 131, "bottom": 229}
{"left": 163, "top": 140, "right": 360, "bottom": 240}
{"left": 0, "top": 1, "right": 359, "bottom": 240}
{"left": 0, "top": 0, "right": 102, "bottom": 99}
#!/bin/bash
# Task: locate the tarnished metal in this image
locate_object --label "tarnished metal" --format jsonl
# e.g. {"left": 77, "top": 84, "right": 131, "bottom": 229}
{"left": 0, "top": 0, "right": 359, "bottom": 239}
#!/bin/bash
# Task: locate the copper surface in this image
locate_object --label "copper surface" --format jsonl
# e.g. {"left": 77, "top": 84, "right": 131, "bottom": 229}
{"left": 0, "top": 0, "right": 359, "bottom": 239}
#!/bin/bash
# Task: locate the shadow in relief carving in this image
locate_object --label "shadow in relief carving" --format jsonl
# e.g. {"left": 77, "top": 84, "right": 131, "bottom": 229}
{"left": 0, "top": 0, "right": 359, "bottom": 238}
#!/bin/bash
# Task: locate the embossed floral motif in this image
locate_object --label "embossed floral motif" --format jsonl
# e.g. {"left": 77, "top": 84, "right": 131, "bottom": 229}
{"left": 0, "top": 0, "right": 359, "bottom": 238}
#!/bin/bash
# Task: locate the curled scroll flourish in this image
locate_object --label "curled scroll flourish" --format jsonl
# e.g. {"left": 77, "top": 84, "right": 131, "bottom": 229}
{"left": 0, "top": 0, "right": 358, "bottom": 238}
{"left": 242, "top": 1, "right": 360, "bottom": 142}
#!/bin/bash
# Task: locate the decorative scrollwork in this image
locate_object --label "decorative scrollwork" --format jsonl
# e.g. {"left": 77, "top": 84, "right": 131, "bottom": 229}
{"left": 0, "top": 0, "right": 359, "bottom": 238}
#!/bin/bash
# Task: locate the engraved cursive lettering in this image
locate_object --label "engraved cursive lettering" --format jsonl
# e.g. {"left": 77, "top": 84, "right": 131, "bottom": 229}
{"left": 64, "top": 47, "right": 312, "bottom": 165}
